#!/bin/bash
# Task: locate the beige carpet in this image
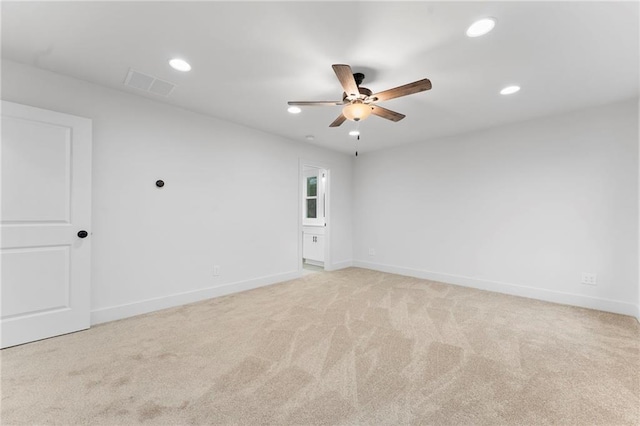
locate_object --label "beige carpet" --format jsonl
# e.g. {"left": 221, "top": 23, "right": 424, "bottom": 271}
{"left": 1, "top": 268, "right": 639, "bottom": 425}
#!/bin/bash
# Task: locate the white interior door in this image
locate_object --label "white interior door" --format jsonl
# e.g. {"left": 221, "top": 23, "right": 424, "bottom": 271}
{"left": 1, "top": 101, "right": 92, "bottom": 348}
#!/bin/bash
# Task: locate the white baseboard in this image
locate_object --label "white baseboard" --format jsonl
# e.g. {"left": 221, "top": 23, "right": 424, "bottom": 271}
{"left": 91, "top": 263, "right": 639, "bottom": 325}
{"left": 354, "top": 260, "right": 639, "bottom": 318}
{"left": 326, "top": 259, "right": 353, "bottom": 271}
{"left": 91, "top": 270, "right": 301, "bottom": 325}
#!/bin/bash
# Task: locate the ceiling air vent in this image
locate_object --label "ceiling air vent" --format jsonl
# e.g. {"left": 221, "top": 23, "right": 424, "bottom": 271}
{"left": 124, "top": 69, "right": 176, "bottom": 97}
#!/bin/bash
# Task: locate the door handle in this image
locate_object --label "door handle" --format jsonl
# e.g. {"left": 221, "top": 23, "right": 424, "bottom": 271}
{"left": 77, "top": 230, "right": 88, "bottom": 239}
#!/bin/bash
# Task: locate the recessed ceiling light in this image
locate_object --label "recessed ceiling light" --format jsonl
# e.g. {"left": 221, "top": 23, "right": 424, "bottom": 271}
{"left": 500, "top": 85, "right": 521, "bottom": 95}
{"left": 169, "top": 58, "right": 191, "bottom": 72}
{"left": 305, "top": 135, "right": 315, "bottom": 141}
{"left": 287, "top": 106, "right": 301, "bottom": 114}
{"left": 466, "top": 18, "right": 496, "bottom": 37}
{"left": 349, "top": 130, "right": 360, "bottom": 136}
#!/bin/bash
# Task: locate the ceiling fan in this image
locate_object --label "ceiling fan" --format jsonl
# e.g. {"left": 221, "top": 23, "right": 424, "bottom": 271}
{"left": 288, "top": 64, "right": 432, "bottom": 127}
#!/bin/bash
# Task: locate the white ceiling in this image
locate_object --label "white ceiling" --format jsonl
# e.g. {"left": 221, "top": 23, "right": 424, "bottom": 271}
{"left": 2, "top": 1, "right": 638, "bottom": 154}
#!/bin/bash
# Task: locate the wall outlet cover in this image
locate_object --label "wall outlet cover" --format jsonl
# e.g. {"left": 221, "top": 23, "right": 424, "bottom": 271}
{"left": 581, "top": 272, "right": 597, "bottom": 286}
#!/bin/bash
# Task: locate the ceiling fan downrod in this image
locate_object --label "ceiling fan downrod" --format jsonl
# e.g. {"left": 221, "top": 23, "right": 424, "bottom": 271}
{"left": 353, "top": 72, "right": 365, "bottom": 87}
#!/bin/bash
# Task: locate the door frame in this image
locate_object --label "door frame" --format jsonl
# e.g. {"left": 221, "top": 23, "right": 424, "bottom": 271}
{"left": 298, "top": 158, "right": 330, "bottom": 272}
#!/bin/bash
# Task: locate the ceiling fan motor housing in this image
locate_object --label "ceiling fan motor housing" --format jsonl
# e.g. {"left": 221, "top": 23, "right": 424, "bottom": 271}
{"left": 343, "top": 86, "right": 372, "bottom": 101}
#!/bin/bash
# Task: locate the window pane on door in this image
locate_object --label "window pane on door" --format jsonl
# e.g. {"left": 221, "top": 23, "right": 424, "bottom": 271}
{"left": 307, "top": 177, "right": 317, "bottom": 197}
{"left": 306, "top": 199, "right": 317, "bottom": 218}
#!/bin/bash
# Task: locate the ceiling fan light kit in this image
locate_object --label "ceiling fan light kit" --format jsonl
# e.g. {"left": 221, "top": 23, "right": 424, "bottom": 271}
{"left": 342, "top": 101, "right": 372, "bottom": 122}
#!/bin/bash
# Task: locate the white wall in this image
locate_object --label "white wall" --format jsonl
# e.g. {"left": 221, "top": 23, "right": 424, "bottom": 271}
{"left": 1, "top": 60, "right": 354, "bottom": 324}
{"left": 353, "top": 99, "right": 639, "bottom": 317}
{"left": 3, "top": 60, "right": 638, "bottom": 322}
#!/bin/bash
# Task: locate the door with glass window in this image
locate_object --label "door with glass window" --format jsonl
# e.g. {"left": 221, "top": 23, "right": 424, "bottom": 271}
{"left": 303, "top": 168, "right": 325, "bottom": 226}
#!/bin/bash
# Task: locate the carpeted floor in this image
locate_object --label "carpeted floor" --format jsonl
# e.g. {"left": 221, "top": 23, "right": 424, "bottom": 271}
{"left": 1, "top": 268, "right": 639, "bottom": 425}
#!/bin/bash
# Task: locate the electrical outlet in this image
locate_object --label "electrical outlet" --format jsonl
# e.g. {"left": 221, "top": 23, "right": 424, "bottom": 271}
{"left": 581, "top": 272, "right": 597, "bottom": 286}
{"left": 213, "top": 265, "right": 220, "bottom": 276}
{"left": 368, "top": 248, "right": 376, "bottom": 256}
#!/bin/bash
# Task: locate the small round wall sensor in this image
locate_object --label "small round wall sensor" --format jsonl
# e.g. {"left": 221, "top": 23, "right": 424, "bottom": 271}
{"left": 156, "top": 180, "right": 165, "bottom": 188}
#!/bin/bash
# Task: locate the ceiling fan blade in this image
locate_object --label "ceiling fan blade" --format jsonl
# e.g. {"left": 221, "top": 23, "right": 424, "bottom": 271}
{"left": 332, "top": 64, "right": 360, "bottom": 98}
{"left": 329, "top": 113, "right": 347, "bottom": 127}
{"left": 371, "top": 78, "right": 432, "bottom": 102}
{"left": 288, "top": 101, "right": 344, "bottom": 106}
{"left": 371, "top": 105, "right": 406, "bottom": 122}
